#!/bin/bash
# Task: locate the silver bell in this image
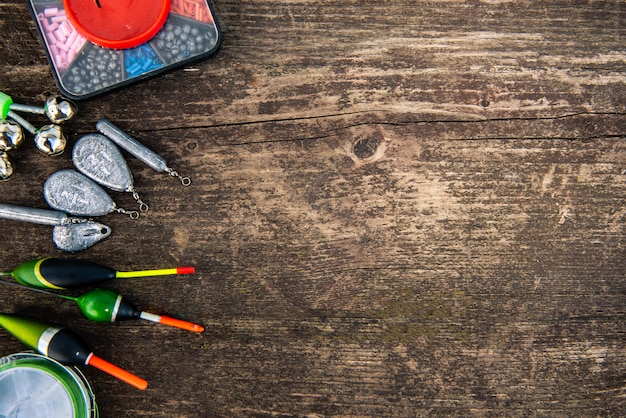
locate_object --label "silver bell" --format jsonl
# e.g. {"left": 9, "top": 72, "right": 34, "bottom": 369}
{"left": 0, "top": 152, "right": 14, "bottom": 180}
{"left": 0, "top": 120, "right": 23, "bottom": 151}
{"left": 34, "top": 124, "right": 66, "bottom": 156}
{"left": 45, "top": 96, "right": 77, "bottom": 124}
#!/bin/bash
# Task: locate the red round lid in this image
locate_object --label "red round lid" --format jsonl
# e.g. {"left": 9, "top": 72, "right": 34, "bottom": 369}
{"left": 63, "top": 0, "right": 171, "bottom": 49}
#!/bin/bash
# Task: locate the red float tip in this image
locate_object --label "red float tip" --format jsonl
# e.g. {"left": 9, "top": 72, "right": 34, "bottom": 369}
{"left": 87, "top": 354, "right": 148, "bottom": 390}
{"left": 159, "top": 315, "right": 204, "bottom": 333}
{"left": 176, "top": 266, "right": 195, "bottom": 275}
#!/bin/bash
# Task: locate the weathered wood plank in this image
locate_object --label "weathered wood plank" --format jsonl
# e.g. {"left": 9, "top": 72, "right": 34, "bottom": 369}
{"left": 0, "top": 0, "right": 624, "bottom": 416}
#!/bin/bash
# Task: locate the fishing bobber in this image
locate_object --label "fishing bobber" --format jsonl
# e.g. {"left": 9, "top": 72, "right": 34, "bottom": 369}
{"left": 1, "top": 274, "right": 204, "bottom": 332}
{"left": 2, "top": 257, "right": 195, "bottom": 289}
{"left": 0, "top": 313, "right": 148, "bottom": 390}
{"left": 72, "top": 288, "right": 204, "bottom": 332}
{"left": 0, "top": 280, "right": 205, "bottom": 332}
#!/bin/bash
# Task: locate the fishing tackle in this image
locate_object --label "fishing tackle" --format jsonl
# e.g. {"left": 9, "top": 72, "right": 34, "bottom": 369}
{"left": 96, "top": 118, "right": 191, "bottom": 186}
{"left": 44, "top": 169, "right": 140, "bottom": 219}
{"left": 1, "top": 257, "right": 195, "bottom": 289}
{"left": 0, "top": 120, "right": 24, "bottom": 180}
{"left": 0, "top": 203, "right": 110, "bottom": 252}
{"left": 0, "top": 91, "right": 74, "bottom": 156}
{"left": 0, "top": 313, "right": 148, "bottom": 390}
{"left": 73, "top": 133, "right": 148, "bottom": 212}
{"left": 0, "top": 119, "right": 24, "bottom": 152}
{"left": 0, "top": 152, "right": 13, "bottom": 180}
{"left": 0, "top": 92, "right": 77, "bottom": 124}
{"left": 3, "top": 110, "right": 66, "bottom": 156}
{"left": 0, "top": 281, "right": 204, "bottom": 332}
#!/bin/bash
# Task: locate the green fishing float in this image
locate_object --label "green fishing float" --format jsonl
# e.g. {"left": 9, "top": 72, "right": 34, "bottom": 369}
{"left": 1, "top": 257, "right": 195, "bottom": 289}
{"left": 0, "top": 281, "right": 204, "bottom": 332}
{"left": 0, "top": 313, "right": 148, "bottom": 390}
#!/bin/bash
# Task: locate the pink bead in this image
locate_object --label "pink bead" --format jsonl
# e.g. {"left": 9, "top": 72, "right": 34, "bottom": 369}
{"left": 59, "top": 21, "right": 71, "bottom": 37}
{"left": 44, "top": 7, "right": 58, "bottom": 18}
{"left": 53, "top": 29, "right": 66, "bottom": 43}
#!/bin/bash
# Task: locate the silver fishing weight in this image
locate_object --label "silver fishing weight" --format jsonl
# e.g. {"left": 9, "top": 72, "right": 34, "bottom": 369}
{"left": 43, "top": 169, "right": 140, "bottom": 219}
{"left": 0, "top": 202, "right": 111, "bottom": 252}
{"left": 73, "top": 133, "right": 148, "bottom": 212}
{"left": 96, "top": 118, "right": 192, "bottom": 186}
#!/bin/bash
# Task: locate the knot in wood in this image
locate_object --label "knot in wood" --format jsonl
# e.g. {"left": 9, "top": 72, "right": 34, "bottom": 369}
{"left": 353, "top": 136, "right": 381, "bottom": 160}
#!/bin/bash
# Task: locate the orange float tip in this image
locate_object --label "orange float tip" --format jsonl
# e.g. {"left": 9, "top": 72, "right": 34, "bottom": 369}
{"left": 176, "top": 266, "right": 195, "bottom": 275}
{"left": 87, "top": 354, "right": 148, "bottom": 390}
{"left": 159, "top": 315, "right": 204, "bottom": 333}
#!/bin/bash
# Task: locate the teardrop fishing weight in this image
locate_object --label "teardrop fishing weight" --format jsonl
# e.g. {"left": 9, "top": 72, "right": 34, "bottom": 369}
{"left": 43, "top": 169, "right": 140, "bottom": 219}
{"left": 96, "top": 118, "right": 192, "bottom": 186}
{"left": 73, "top": 133, "right": 149, "bottom": 212}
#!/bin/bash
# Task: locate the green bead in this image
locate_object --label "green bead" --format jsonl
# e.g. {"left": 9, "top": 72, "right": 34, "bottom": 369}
{"left": 0, "top": 92, "right": 12, "bottom": 119}
{"left": 75, "top": 288, "right": 120, "bottom": 322}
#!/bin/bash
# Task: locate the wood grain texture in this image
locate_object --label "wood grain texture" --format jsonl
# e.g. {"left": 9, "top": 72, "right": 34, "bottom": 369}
{"left": 0, "top": 0, "right": 624, "bottom": 416}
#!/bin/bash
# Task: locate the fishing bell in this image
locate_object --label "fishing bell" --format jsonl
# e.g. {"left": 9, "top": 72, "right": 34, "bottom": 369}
{"left": 73, "top": 133, "right": 148, "bottom": 212}
{"left": 0, "top": 91, "right": 68, "bottom": 155}
{"left": 6, "top": 111, "right": 66, "bottom": 156}
{"left": 0, "top": 91, "right": 77, "bottom": 124}
{"left": 0, "top": 152, "right": 13, "bottom": 181}
{"left": 0, "top": 119, "right": 24, "bottom": 152}
{"left": 0, "top": 119, "right": 24, "bottom": 180}
{"left": 44, "top": 169, "right": 140, "bottom": 219}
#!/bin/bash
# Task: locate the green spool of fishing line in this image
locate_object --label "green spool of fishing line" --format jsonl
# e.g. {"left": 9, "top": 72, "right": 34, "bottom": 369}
{"left": 0, "top": 352, "right": 98, "bottom": 417}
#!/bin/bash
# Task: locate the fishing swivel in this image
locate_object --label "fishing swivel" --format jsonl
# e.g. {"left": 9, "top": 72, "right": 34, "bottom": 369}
{"left": 166, "top": 167, "right": 192, "bottom": 186}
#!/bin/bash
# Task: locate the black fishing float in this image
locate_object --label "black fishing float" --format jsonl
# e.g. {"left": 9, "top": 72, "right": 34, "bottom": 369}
{"left": 0, "top": 313, "right": 148, "bottom": 390}
{"left": 1, "top": 257, "right": 195, "bottom": 289}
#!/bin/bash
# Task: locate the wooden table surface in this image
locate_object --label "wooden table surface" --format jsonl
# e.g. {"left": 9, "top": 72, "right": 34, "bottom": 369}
{"left": 1, "top": 1, "right": 625, "bottom": 416}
